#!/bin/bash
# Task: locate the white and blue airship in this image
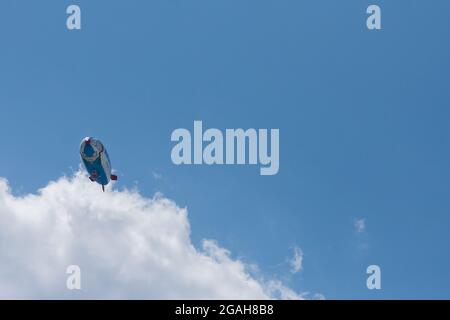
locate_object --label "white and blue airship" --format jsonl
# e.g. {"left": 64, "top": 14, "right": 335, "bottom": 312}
{"left": 80, "top": 137, "right": 117, "bottom": 191}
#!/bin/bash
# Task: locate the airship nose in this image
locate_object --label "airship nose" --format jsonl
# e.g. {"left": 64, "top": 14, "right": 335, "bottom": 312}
{"left": 83, "top": 143, "right": 95, "bottom": 157}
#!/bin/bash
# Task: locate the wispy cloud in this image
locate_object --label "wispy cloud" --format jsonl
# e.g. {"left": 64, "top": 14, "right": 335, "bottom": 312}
{"left": 289, "top": 246, "right": 303, "bottom": 274}
{"left": 313, "top": 293, "right": 326, "bottom": 300}
{"left": 152, "top": 172, "right": 163, "bottom": 180}
{"left": 354, "top": 218, "right": 366, "bottom": 234}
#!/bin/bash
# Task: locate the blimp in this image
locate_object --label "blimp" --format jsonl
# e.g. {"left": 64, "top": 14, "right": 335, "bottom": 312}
{"left": 80, "top": 137, "right": 117, "bottom": 191}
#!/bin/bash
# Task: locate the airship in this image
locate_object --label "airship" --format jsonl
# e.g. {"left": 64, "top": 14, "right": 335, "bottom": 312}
{"left": 80, "top": 137, "right": 117, "bottom": 191}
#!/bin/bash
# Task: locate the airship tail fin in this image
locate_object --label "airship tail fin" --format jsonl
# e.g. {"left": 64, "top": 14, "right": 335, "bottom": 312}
{"left": 89, "top": 171, "right": 98, "bottom": 182}
{"left": 110, "top": 174, "right": 118, "bottom": 181}
{"left": 102, "top": 185, "right": 105, "bottom": 192}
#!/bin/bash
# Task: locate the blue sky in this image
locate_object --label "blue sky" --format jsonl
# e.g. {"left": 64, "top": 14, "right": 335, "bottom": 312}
{"left": 0, "top": 0, "right": 450, "bottom": 299}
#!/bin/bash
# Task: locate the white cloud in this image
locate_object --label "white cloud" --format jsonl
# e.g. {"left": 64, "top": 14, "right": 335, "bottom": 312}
{"left": 289, "top": 246, "right": 303, "bottom": 274}
{"left": 0, "top": 172, "right": 303, "bottom": 299}
{"left": 312, "top": 293, "right": 326, "bottom": 300}
{"left": 354, "top": 218, "right": 366, "bottom": 234}
{"left": 265, "top": 280, "right": 306, "bottom": 300}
